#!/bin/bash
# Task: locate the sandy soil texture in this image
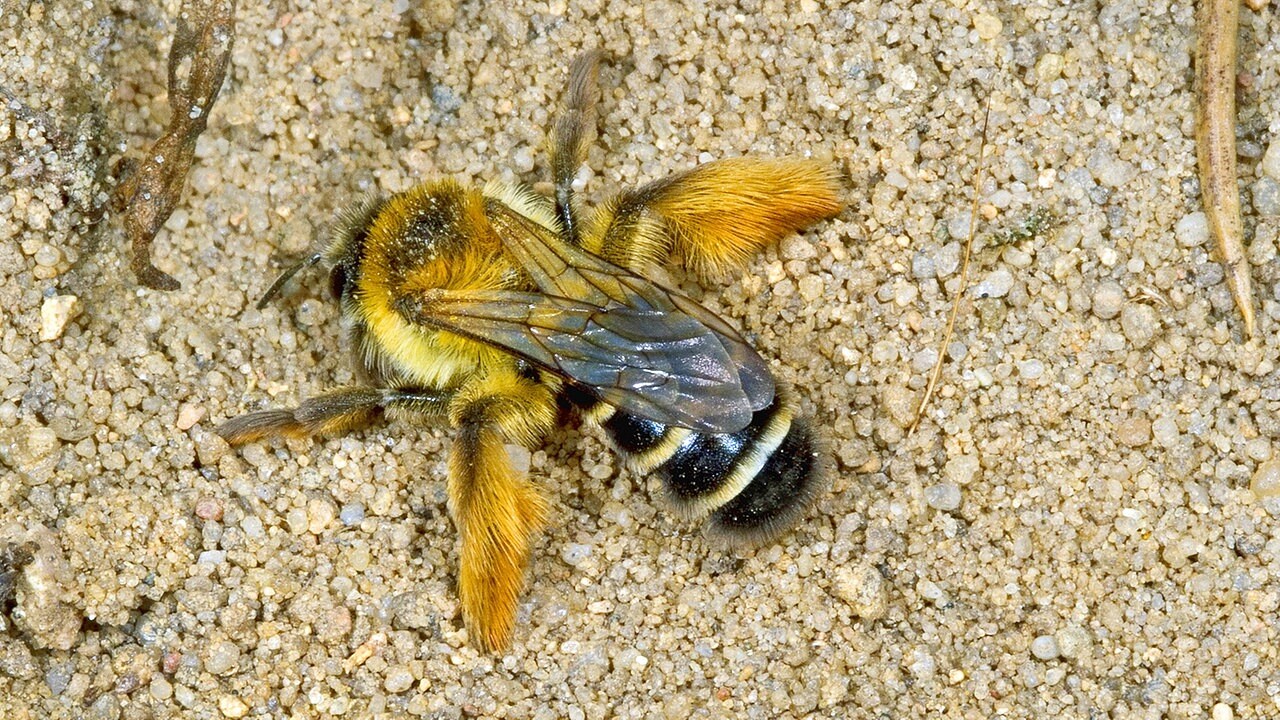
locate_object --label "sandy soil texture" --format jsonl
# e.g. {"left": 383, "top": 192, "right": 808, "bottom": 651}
{"left": 3, "top": 0, "right": 1280, "bottom": 717}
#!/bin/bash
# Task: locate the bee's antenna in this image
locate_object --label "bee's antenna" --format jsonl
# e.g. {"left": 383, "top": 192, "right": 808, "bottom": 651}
{"left": 256, "top": 252, "right": 323, "bottom": 309}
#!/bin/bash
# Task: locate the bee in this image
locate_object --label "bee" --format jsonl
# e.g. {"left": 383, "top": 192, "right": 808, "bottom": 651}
{"left": 217, "top": 51, "right": 841, "bottom": 652}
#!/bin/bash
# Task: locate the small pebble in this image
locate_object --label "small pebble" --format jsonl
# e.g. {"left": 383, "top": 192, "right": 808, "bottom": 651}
{"left": 1120, "top": 303, "right": 1159, "bottom": 349}
{"left": 150, "top": 677, "right": 173, "bottom": 701}
{"left": 175, "top": 404, "right": 206, "bottom": 431}
{"left": 1092, "top": 281, "right": 1124, "bottom": 319}
{"left": 39, "top": 295, "right": 80, "bottom": 341}
{"left": 1030, "top": 635, "right": 1060, "bottom": 660}
{"left": 240, "top": 515, "right": 264, "bottom": 539}
{"left": 194, "top": 497, "right": 224, "bottom": 521}
{"left": 1212, "top": 703, "right": 1234, "bottom": 720}
{"left": 219, "top": 695, "right": 249, "bottom": 718}
{"left": 339, "top": 502, "right": 366, "bottom": 526}
{"left": 1252, "top": 178, "right": 1280, "bottom": 216}
{"left": 204, "top": 640, "right": 240, "bottom": 676}
{"left": 924, "top": 483, "right": 962, "bottom": 511}
{"left": 26, "top": 426, "right": 59, "bottom": 460}
{"left": 1055, "top": 626, "right": 1092, "bottom": 658}
{"left": 912, "top": 251, "right": 936, "bottom": 279}
{"left": 972, "top": 268, "right": 1013, "bottom": 299}
{"left": 1151, "top": 417, "right": 1179, "bottom": 447}
{"left": 384, "top": 666, "right": 415, "bottom": 693}
{"left": 308, "top": 498, "right": 337, "bottom": 534}
{"left": 1174, "top": 212, "right": 1209, "bottom": 248}
{"left": 1035, "top": 53, "right": 1064, "bottom": 83}
{"left": 560, "top": 543, "right": 593, "bottom": 567}
{"left": 881, "top": 385, "right": 917, "bottom": 428}
{"left": 831, "top": 564, "right": 887, "bottom": 620}
{"left": 1262, "top": 140, "right": 1280, "bottom": 180}
{"left": 972, "top": 12, "right": 1002, "bottom": 39}
{"left": 944, "top": 454, "right": 981, "bottom": 486}
{"left": 1115, "top": 416, "right": 1151, "bottom": 448}
{"left": 1251, "top": 460, "right": 1280, "bottom": 499}
{"left": 1017, "top": 359, "right": 1045, "bottom": 380}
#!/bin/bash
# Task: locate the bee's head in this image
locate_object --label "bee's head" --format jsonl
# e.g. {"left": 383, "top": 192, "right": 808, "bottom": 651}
{"left": 255, "top": 195, "right": 387, "bottom": 309}
{"left": 323, "top": 195, "right": 385, "bottom": 304}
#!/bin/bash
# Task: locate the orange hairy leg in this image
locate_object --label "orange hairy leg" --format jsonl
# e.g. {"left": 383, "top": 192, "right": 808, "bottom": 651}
{"left": 446, "top": 370, "right": 557, "bottom": 652}
{"left": 583, "top": 156, "right": 842, "bottom": 277}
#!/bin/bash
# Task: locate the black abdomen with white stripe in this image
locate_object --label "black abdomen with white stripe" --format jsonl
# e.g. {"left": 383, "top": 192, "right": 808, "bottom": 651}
{"left": 574, "top": 390, "right": 823, "bottom": 543}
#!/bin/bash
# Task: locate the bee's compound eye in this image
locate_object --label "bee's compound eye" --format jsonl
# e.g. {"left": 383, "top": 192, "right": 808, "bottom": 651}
{"left": 329, "top": 264, "right": 351, "bottom": 301}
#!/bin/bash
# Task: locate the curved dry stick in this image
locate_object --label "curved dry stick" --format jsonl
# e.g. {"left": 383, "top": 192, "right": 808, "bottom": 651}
{"left": 113, "top": 0, "right": 236, "bottom": 290}
{"left": 1196, "top": 0, "right": 1255, "bottom": 338}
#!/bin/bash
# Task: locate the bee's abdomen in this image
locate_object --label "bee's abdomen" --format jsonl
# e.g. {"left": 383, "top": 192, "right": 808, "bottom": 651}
{"left": 580, "top": 392, "right": 823, "bottom": 544}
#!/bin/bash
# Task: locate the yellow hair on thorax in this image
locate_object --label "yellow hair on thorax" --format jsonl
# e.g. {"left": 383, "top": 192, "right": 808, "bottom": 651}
{"left": 354, "top": 180, "right": 518, "bottom": 390}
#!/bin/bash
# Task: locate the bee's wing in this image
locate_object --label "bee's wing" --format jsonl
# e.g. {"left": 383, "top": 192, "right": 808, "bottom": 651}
{"left": 486, "top": 202, "right": 776, "bottom": 411}
{"left": 398, "top": 290, "right": 757, "bottom": 433}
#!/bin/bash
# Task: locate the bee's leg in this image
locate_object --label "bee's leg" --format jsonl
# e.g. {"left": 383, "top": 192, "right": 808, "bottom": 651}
{"left": 445, "top": 371, "right": 557, "bottom": 652}
{"left": 217, "top": 387, "right": 451, "bottom": 445}
{"left": 548, "top": 49, "right": 604, "bottom": 244}
{"left": 582, "top": 157, "right": 843, "bottom": 278}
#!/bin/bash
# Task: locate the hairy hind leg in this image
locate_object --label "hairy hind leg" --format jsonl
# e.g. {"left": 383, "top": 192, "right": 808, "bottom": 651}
{"left": 582, "top": 157, "right": 842, "bottom": 278}
{"left": 444, "top": 370, "right": 557, "bottom": 652}
{"left": 547, "top": 50, "right": 604, "bottom": 245}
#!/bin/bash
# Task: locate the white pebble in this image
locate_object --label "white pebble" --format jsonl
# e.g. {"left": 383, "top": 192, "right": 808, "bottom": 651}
{"left": 308, "top": 498, "right": 337, "bottom": 534}
{"left": 1174, "top": 212, "right": 1209, "bottom": 248}
{"left": 1251, "top": 460, "right": 1280, "bottom": 499}
{"left": 1092, "top": 281, "right": 1124, "bottom": 319}
{"left": 39, "top": 295, "right": 81, "bottom": 341}
{"left": 339, "top": 502, "right": 366, "bottom": 526}
{"left": 1055, "top": 626, "right": 1091, "bottom": 658}
{"left": 205, "top": 640, "right": 240, "bottom": 675}
{"left": 384, "top": 666, "right": 415, "bottom": 693}
{"left": 1030, "top": 635, "right": 1060, "bottom": 660}
{"left": 1018, "top": 359, "right": 1045, "bottom": 380}
{"left": 219, "top": 695, "right": 248, "bottom": 718}
{"left": 1262, "top": 141, "right": 1280, "bottom": 180}
{"left": 1120, "top": 303, "right": 1159, "bottom": 349}
{"left": 1252, "top": 178, "right": 1280, "bottom": 216}
{"left": 198, "top": 550, "right": 227, "bottom": 566}
{"left": 972, "top": 268, "right": 1013, "bottom": 299}
{"left": 1151, "top": 417, "right": 1179, "bottom": 447}
{"left": 560, "top": 543, "right": 593, "bottom": 567}
{"left": 890, "top": 64, "right": 918, "bottom": 91}
{"left": 924, "top": 483, "right": 961, "bottom": 511}
{"left": 831, "top": 564, "right": 887, "bottom": 619}
{"left": 944, "top": 454, "right": 981, "bottom": 486}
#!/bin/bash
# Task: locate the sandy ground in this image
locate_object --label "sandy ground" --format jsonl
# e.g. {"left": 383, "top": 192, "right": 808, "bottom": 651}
{"left": 2, "top": 0, "right": 1280, "bottom": 717}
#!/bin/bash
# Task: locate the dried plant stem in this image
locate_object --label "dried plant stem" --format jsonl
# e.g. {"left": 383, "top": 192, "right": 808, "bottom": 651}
{"left": 113, "top": 0, "right": 235, "bottom": 290}
{"left": 1195, "top": 0, "right": 1256, "bottom": 338}
{"left": 908, "top": 101, "right": 992, "bottom": 436}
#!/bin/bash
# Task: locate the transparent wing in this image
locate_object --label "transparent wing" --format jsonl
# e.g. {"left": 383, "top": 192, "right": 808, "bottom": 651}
{"left": 398, "top": 290, "right": 757, "bottom": 433}
{"left": 484, "top": 201, "right": 776, "bottom": 411}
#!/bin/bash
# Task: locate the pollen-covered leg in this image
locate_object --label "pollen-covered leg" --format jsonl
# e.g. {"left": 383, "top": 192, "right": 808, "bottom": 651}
{"left": 582, "top": 157, "right": 842, "bottom": 277}
{"left": 446, "top": 372, "right": 557, "bottom": 652}
{"left": 217, "top": 387, "right": 450, "bottom": 445}
{"left": 548, "top": 49, "right": 604, "bottom": 243}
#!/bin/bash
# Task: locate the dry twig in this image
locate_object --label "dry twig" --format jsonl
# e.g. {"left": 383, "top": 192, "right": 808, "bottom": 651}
{"left": 1195, "top": 0, "right": 1255, "bottom": 338}
{"left": 113, "top": 0, "right": 235, "bottom": 290}
{"left": 908, "top": 102, "right": 992, "bottom": 436}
